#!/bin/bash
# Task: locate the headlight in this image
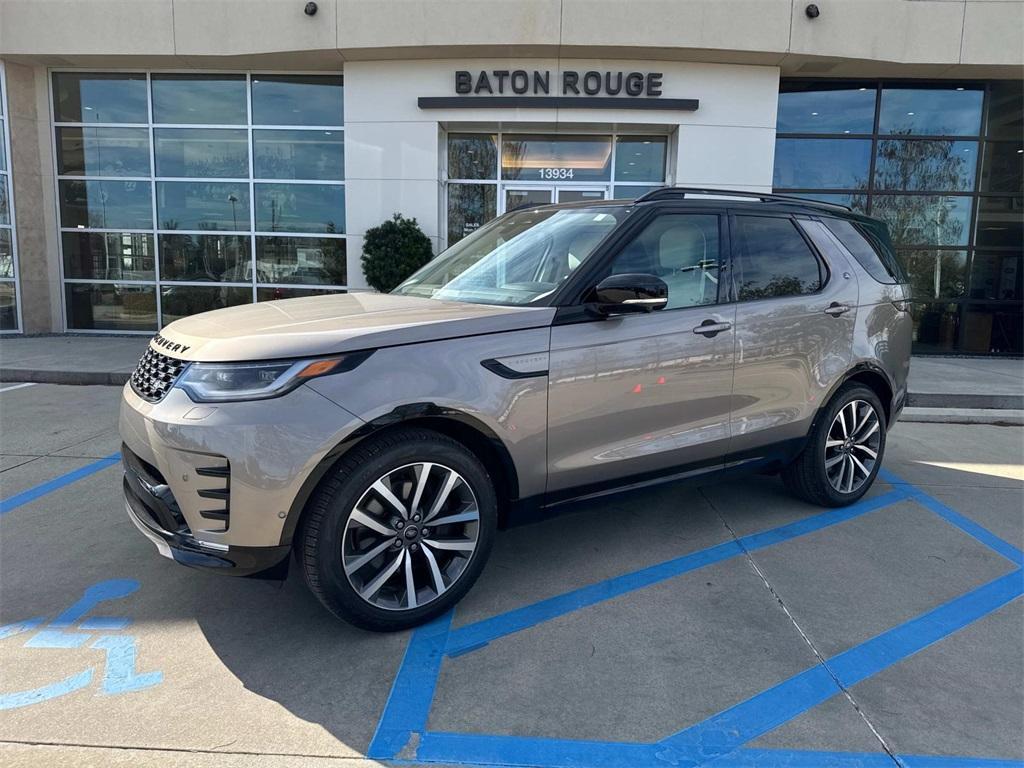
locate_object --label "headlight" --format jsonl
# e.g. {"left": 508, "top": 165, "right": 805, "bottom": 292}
{"left": 174, "top": 352, "right": 371, "bottom": 403}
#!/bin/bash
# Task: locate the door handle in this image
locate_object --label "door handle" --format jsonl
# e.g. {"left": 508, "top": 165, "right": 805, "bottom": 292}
{"left": 693, "top": 319, "right": 732, "bottom": 337}
{"left": 824, "top": 302, "right": 851, "bottom": 316}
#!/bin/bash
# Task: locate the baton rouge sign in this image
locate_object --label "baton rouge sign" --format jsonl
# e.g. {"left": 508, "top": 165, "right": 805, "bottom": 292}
{"left": 417, "top": 69, "right": 698, "bottom": 111}
{"left": 456, "top": 69, "right": 663, "bottom": 97}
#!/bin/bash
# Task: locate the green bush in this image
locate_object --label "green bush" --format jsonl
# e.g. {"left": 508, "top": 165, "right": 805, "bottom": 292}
{"left": 360, "top": 213, "right": 434, "bottom": 293}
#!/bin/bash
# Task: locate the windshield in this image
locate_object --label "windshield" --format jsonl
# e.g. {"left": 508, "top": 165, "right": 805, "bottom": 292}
{"left": 393, "top": 205, "right": 629, "bottom": 305}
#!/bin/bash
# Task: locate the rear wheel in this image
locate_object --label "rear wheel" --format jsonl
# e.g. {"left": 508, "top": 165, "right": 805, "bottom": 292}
{"left": 298, "top": 428, "right": 496, "bottom": 631}
{"left": 782, "top": 383, "right": 886, "bottom": 507}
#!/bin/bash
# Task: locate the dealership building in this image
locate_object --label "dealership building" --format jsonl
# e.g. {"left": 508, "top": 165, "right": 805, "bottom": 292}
{"left": 0, "top": 0, "right": 1020, "bottom": 355}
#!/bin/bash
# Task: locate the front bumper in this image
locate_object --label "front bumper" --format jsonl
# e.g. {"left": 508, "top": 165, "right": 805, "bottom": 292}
{"left": 123, "top": 450, "right": 290, "bottom": 576}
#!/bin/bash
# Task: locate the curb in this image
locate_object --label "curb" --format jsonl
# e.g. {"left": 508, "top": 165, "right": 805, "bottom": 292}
{"left": 907, "top": 392, "right": 1024, "bottom": 410}
{"left": 900, "top": 407, "right": 1024, "bottom": 426}
{"left": 0, "top": 369, "right": 130, "bottom": 386}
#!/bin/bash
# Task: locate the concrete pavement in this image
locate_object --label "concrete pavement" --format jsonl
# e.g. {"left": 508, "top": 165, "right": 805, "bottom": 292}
{"left": 0, "top": 382, "right": 1021, "bottom": 767}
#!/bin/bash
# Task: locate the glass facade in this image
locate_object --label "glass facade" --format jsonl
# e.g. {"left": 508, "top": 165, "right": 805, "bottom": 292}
{"left": 52, "top": 72, "right": 346, "bottom": 332}
{"left": 445, "top": 132, "right": 667, "bottom": 246}
{"left": 0, "top": 64, "right": 19, "bottom": 331}
{"left": 774, "top": 80, "right": 1023, "bottom": 355}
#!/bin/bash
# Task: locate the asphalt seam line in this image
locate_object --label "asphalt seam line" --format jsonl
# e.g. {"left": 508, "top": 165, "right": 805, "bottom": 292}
{"left": 699, "top": 487, "right": 906, "bottom": 768}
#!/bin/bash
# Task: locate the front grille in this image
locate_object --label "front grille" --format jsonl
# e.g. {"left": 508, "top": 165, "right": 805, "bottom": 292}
{"left": 130, "top": 347, "right": 187, "bottom": 402}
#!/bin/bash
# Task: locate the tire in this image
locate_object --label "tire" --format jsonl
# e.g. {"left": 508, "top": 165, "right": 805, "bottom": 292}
{"left": 782, "top": 383, "right": 886, "bottom": 508}
{"left": 297, "top": 427, "right": 497, "bottom": 631}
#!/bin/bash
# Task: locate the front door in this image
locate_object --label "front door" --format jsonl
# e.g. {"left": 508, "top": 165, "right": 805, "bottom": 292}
{"left": 557, "top": 188, "right": 607, "bottom": 205}
{"left": 504, "top": 186, "right": 554, "bottom": 212}
{"left": 547, "top": 210, "right": 737, "bottom": 495}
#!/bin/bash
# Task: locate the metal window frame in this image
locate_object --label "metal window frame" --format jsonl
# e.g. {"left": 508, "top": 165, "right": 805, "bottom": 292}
{"left": 49, "top": 68, "right": 347, "bottom": 335}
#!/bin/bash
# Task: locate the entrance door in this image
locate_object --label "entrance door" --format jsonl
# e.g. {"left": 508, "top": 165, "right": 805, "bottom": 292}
{"left": 557, "top": 188, "right": 607, "bottom": 204}
{"left": 504, "top": 186, "right": 553, "bottom": 212}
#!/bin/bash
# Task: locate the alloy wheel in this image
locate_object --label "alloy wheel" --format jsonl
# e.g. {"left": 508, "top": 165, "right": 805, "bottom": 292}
{"left": 824, "top": 399, "right": 881, "bottom": 494}
{"left": 342, "top": 462, "right": 480, "bottom": 611}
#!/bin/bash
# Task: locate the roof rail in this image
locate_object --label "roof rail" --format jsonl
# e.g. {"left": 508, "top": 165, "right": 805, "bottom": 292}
{"left": 634, "top": 186, "right": 853, "bottom": 212}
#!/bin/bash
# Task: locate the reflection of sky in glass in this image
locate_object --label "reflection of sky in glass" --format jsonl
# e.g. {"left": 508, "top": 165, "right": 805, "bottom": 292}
{"left": 255, "top": 184, "right": 344, "bottom": 233}
{"left": 773, "top": 138, "right": 871, "bottom": 189}
{"left": 152, "top": 76, "right": 247, "bottom": 125}
{"left": 251, "top": 76, "right": 343, "bottom": 126}
{"left": 777, "top": 87, "right": 876, "bottom": 134}
{"left": 57, "top": 127, "right": 150, "bottom": 177}
{"left": 254, "top": 130, "right": 344, "bottom": 180}
{"left": 156, "top": 181, "right": 250, "bottom": 231}
{"left": 54, "top": 74, "right": 148, "bottom": 123}
{"left": 154, "top": 129, "right": 248, "bottom": 178}
{"left": 501, "top": 135, "right": 612, "bottom": 181}
{"left": 59, "top": 179, "right": 153, "bottom": 229}
{"left": 879, "top": 89, "right": 983, "bottom": 136}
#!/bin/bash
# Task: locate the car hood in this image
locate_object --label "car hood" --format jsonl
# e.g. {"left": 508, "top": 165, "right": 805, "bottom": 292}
{"left": 150, "top": 292, "right": 555, "bottom": 362}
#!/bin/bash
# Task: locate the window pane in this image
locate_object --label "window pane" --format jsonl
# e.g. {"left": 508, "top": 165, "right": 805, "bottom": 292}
{"left": 159, "top": 234, "right": 250, "bottom": 282}
{"left": 961, "top": 303, "right": 1023, "bottom": 355}
{"left": 785, "top": 192, "right": 868, "bottom": 213}
{"left": 614, "top": 137, "right": 667, "bottom": 182}
{"left": 773, "top": 138, "right": 871, "bottom": 189}
{"left": 448, "top": 183, "right": 496, "bottom": 245}
{"left": 56, "top": 127, "right": 150, "bottom": 177}
{"left": 448, "top": 134, "right": 497, "bottom": 180}
{"left": 62, "top": 232, "right": 155, "bottom": 280}
{"left": 151, "top": 75, "right": 246, "bottom": 125}
{"left": 257, "top": 286, "right": 342, "bottom": 301}
{"left": 873, "top": 139, "right": 978, "bottom": 191}
{"left": 613, "top": 184, "right": 662, "bottom": 200}
{"left": 0, "top": 123, "right": 5, "bottom": 171}
{"left": 0, "top": 281, "right": 16, "bottom": 330}
{"left": 986, "top": 81, "right": 1023, "bottom": 140}
{"left": 160, "top": 285, "right": 251, "bottom": 326}
{"left": 870, "top": 195, "right": 972, "bottom": 247}
{"left": 65, "top": 282, "right": 156, "bottom": 331}
{"left": 501, "top": 135, "right": 612, "bottom": 181}
{"left": 879, "top": 87, "right": 983, "bottom": 136}
{"left": 256, "top": 237, "right": 346, "bottom": 285}
{"left": 251, "top": 75, "right": 343, "bottom": 126}
{"left": 981, "top": 141, "right": 1023, "bottom": 195}
{"left": 253, "top": 129, "right": 344, "bottom": 180}
{"left": 59, "top": 179, "right": 153, "bottom": 229}
{"left": 733, "top": 215, "right": 822, "bottom": 300}
{"left": 974, "top": 197, "right": 1023, "bottom": 250}
{"left": 969, "top": 251, "right": 1022, "bottom": 301}
{"left": 609, "top": 214, "right": 720, "bottom": 309}
{"left": 0, "top": 181, "right": 8, "bottom": 225}
{"left": 157, "top": 182, "right": 249, "bottom": 231}
{"left": 0, "top": 229, "right": 12, "bottom": 277}
{"left": 154, "top": 129, "right": 248, "bottom": 178}
{"left": 910, "top": 302, "right": 960, "bottom": 354}
{"left": 53, "top": 73, "right": 148, "bottom": 123}
{"left": 822, "top": 218, "right": 899, "bottom": 284}
{"left": 901, "top": 249, "right": 967, "bottom": 300}
{"left": 254, "top": 183, "right": 344, "bottom": 234}
{"left": 777, "top": 84, "right": 876, "bottom": 134}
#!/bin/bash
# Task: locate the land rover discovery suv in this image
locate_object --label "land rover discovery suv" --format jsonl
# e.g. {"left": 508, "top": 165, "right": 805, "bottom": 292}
{"left": 120, "top": 187, "right": 911, "bottom": 631}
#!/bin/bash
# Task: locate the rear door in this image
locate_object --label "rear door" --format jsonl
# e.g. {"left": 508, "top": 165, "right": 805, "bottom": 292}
{"left": 727, "top": 212, "right": 859, "bottom": 461}
{"left": 546, "top": 208, "right": 737, "bottom": 494}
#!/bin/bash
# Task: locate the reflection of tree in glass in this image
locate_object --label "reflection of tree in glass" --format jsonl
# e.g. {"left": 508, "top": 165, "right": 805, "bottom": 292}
{"left": 448, "top": 136, "right": 497, "bottom": 180}
{"left": 737, "top": 275, "right": 813, "bottom": 301}
{"left": 870, "top": 132, "right": 968, "bottom": 248}
{"left": 502, "top": 140, "right": 528, "bottom": 180}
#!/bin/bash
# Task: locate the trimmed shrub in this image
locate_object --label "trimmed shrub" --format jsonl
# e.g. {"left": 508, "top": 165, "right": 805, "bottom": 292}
{"left": 360, "top": 213, "right": 433, "bottom": 293}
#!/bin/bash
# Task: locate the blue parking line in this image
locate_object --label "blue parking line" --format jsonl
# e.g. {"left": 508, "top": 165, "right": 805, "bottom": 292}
{"left": 0, "top": 452, "right": 120, "bottom": 516}
{"left": 659, "top": 569, "right": 1023, "bottom": 763}
{"left": 372, "top": 469, "right": 1024, "bottom": 767}
{"left": 879, "top": 469, "right": 1024, "bottom": 567}
{"left": 444, "top": 489, "right": 906, "bottom": 656}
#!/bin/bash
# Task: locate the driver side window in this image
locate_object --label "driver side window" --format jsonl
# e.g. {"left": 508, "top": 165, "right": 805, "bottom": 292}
{"left": 608, "top": 213, "right": 722, "bottom": 309}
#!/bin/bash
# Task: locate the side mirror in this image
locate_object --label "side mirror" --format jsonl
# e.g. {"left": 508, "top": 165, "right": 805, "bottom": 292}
{"left": 591, "top": 273, "right": 668, "bottom": 315}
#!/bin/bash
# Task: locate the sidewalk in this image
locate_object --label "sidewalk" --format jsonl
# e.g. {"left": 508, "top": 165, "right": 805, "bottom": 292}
{"left": 1, "top": 334, "right": 1021, "bottom": 423}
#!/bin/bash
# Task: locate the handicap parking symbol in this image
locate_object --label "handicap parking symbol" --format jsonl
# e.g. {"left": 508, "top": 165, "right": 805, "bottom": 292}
{"left": 0, "top": 579, "right": 163, "bottom": 710}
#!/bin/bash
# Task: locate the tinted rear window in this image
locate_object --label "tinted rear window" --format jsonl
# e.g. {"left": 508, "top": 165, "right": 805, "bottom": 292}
{"left": 733, "top": 215, "right": 824, "bottom": 301}
{"left": 824, "top": 217, "right": 907, "bottom": 284}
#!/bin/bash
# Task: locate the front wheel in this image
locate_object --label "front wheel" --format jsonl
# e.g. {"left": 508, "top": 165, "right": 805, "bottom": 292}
{"left": 298, "top": 428, "right": 496, "bottom": 631}
{"left": 782, "top": 383, "right": 886, "bottom": 507}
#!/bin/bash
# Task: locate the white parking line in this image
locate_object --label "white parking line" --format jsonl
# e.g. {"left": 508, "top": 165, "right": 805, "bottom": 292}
{"left": 0, "top": 383, "right": 36, "bottom": 394}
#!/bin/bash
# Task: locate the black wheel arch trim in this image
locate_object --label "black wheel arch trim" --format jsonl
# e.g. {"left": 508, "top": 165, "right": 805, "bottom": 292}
{"left": 279, "top": 402, "right": 521, "bottom": 545}
{"left": 819, "top": 362, "right": 898, "bottom": 430}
